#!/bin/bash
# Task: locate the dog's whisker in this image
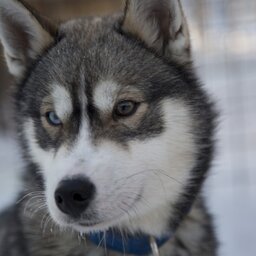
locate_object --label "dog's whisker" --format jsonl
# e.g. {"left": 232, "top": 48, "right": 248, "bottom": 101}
{"left": 29, "top": 204, "right": 47, "bottom": 217}
{"left": 103, "top": 230, "right": 107, "bottom": 256}
{"left": 23, "top": 196, "right": 46, "bottom": 216}
{"left": 42, "top": 215, "right": 52, "bottom": 236}
{"left": 116, "top": 168, "right": 185, "bottom": 187}
{"left": 96, "top": 232, "right": 105, "bottom": 249}
{"left": 118, "top": 203, "right": 132, "bottom": 221}
{"left": 119, "top": 228, "right": 126, "bottom": 256}
{"left": 40, "top": 212, "right": 50, "bottom": 230}
{"left": 16, "top": 191, "right": 44, "bottom": 204}
{"left": 51, "top": 221, "right": 60, "bottom": 237}
{"left": 150, "top": 169, "right": 185, "bottom": 186}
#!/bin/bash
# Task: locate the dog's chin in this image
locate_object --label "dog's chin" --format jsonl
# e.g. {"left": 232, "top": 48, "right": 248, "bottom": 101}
{"left": 51, "top": 211, "right": 127, "bottom": 234}
{"left": 72, "top": 218, "right": 122, "bottom": 233}
{"left": 66, "top": 217, "right": 126, "bottom": 234}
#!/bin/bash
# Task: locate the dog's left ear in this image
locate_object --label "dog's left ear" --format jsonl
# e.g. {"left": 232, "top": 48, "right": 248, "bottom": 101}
{"left": 122, "top": 0, "right": 191, "bottom": 64}
{"left": 0, "top": 0, "right": 56, "bottom": 79}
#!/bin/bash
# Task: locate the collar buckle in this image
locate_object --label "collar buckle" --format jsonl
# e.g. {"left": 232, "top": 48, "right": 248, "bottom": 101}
{"left": 150, "top": 236, "right": 160, "bottom": 256}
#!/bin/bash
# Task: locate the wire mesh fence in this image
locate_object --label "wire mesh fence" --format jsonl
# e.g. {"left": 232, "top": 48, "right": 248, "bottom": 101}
{"left": 183, "top": 0, "right": 256, "bottom": 190}
{"left": 183, "top": 1, "right": 256, "bottom": 255}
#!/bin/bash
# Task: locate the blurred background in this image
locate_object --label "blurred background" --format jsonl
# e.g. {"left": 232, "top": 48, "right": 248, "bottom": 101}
{"left": 0, "top": 0, "right": 255, "bottom": 255}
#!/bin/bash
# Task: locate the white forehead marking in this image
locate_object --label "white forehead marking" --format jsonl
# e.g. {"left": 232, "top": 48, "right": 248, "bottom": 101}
{"left": 93, "top": 80, "right": 119, "bottom": 113}
{"left": 52, "top": 84, "right": 73, "bottom": 120}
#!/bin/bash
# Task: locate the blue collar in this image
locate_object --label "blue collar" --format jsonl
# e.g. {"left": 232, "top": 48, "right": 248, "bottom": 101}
{"left": 87, "top": 230, "right": 172, "bottom": 255}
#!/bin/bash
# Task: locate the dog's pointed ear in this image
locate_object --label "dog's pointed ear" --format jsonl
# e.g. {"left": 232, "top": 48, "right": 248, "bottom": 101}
{"left": 0, "top": 0, "right": 56, "bottom": 79}
{"left": 122, "top": 0, "right": 191, "bottom": 63}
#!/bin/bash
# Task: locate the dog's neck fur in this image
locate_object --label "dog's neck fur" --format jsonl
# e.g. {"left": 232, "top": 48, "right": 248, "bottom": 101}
{"left": 19, "top": 196, "right": 214, "bottom": 256}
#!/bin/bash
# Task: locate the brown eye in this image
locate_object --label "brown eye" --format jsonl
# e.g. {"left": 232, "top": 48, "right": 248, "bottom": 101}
{"left": 114, "top": 100, "right": 139, "bottom": 117}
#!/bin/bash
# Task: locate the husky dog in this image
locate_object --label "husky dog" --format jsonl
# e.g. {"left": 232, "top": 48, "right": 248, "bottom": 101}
{"left": 0, "top": 0, "right": 217, "bottom": 255}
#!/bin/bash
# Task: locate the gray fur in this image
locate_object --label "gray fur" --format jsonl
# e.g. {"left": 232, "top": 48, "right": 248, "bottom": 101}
{"left": 0, "top": 198, "right": 216, "bottom": 256}
{"left": 0, "top": 0, "right": 218, "bottom": 255}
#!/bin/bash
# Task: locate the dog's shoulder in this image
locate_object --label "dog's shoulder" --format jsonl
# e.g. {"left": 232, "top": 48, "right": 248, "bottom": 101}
{"left": 0, "top": 205, "right": 28, "bottom": 256}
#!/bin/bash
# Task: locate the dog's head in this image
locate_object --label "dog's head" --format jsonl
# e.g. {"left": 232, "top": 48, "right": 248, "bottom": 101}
{"left": 0, "top": 0, "right": 215, "bottom": 236}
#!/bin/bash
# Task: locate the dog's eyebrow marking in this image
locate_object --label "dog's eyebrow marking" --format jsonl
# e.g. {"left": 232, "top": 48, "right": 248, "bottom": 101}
{"left": 51, "top": 84, "right": 73, "bottom": 120}
{"left": 93, "top": 80, "right": 119, "bottom": 113}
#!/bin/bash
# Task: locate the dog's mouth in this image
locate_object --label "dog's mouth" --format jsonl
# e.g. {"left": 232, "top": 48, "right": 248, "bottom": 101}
{"left": 78, "top": 215, "right": 123, "bottom": 228}
{"left": 65, "top": 198, "right": 141, "bottom": 232}
{"left": 66, "top": 213, "right": 127, "bottom": 232}
{"left": 79, "top": 221, "right": 101, "bottom": 227}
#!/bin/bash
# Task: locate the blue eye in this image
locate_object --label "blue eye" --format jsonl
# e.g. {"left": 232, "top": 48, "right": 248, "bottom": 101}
{"left": 46, "top": 111, "right": 62, "bottom": 126}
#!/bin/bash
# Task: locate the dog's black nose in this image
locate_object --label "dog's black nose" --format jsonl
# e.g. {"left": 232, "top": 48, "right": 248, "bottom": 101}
{"left": 54, "top": 178, "right": 95, "bottom": 218}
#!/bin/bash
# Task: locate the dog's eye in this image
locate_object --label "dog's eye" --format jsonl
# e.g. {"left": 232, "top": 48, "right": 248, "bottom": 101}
{"left": 114, "top": 100, "right": 139, "bottom": 117}
{"left": 45, "top": 111, "right": 62, "bottom": 126}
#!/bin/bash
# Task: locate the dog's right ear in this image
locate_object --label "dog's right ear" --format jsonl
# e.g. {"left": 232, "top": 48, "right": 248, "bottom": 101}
{"left": 0, "top": 0, "right": 56, "bottom": 79}
{"left": 122, "top": 0, "right": 191, "bottom": 64}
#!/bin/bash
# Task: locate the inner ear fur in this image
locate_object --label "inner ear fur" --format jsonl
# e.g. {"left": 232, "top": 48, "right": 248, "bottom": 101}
{"left": 122, "top": 0, "right": 191, "bottom": 64}
{"left": 0, "top": 0, "right": 56, "bottom": 79}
